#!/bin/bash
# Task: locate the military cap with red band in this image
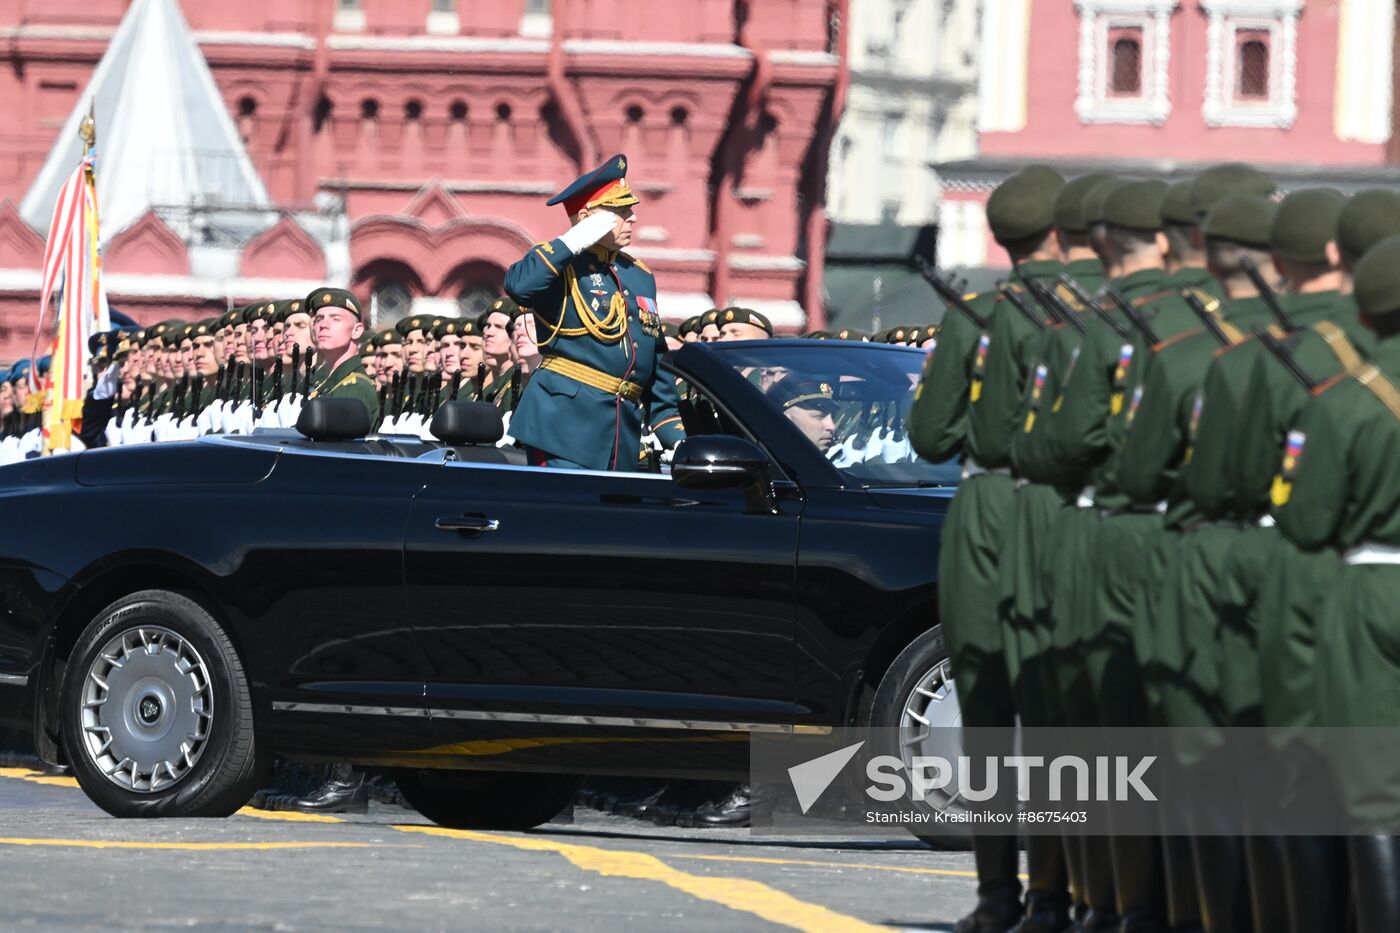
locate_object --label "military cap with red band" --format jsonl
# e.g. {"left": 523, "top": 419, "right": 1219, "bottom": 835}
{"left": 546, "top": 153, "right": 640, "bottom": 216}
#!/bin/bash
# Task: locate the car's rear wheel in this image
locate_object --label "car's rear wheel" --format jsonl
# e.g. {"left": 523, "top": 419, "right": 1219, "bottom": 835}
{"left": 870, "top": 624, "right": 970, "bottom": 850}
{"left": 396, "top": 768, "right": 579, "bottom": 830}
{"left": 61, "top": 590, "right": 262, "bottom": 817}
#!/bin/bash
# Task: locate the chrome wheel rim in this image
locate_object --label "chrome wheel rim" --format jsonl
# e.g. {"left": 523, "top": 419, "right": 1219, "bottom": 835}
{"left": 898, "top": 657, "right": 965, "bottom": 812}
{"left": 79, "top": 625, "right": 214, "bottom": 793}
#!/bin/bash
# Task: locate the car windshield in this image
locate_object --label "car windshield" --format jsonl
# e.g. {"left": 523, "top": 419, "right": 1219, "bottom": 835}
{"left": 705, "top": 341, "right": 960, "bottom": 487}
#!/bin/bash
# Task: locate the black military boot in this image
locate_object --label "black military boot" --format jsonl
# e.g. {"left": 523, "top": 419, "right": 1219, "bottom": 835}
{"left": 1281, "top": 836, "right": 1346, "bottom": 932}
{"left": 1075, "top": 836, "right": 1121, "bottom": 931}
{"left": 955, "top": 836, "right": 1023, "bottom": 933}
{"left": 676, "top": 784, "right": 751, "bottom": 828}
{"left": 1243, "top": 836, "right": 1288, "bottom": 933}
{"left": 1113, "top": 835, "right": 1166, "bottom": 933}
{"left": 1190, "top": 835, "right": 1252, "bottom": 933}
{"left": 263, "top": 763, "right": 368, "bottom": 815}
{"left": 1012, "top": 835, "right": 1072, "bottom": 933}
{"left": 1063, "top": 835, "right": 1090, "bottom": 925}
{"left": 1160, "top": 834, "right": 1204, "bottom": 932}
{"left": 1349, "top": 835, "right": 1400, "bottom": 933}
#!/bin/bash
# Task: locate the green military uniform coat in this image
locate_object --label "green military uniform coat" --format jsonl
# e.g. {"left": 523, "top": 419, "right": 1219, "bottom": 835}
{"left": 308, "top": 355, "right": 379, "bottom": 426}
{"left": 1277, "top": 337, "right": 1400, "bottom": 817}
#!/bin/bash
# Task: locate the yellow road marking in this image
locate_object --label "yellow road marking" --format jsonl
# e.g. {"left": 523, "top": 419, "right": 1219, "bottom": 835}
{"left": 0, "top": 767, "right": 79, "bottom": 788}
{"left": 2, "top": 766, "right": 961, "bottom": 925}
{"left": 0, "top": 837, "right": 388, "bottom": 851}
{"left": 236, "top": 807, "right": 346, "bottom": 824}
{"left": 393, "top": 824, "right": 887, "bottom": 933}
{"left": 670, "top": 852, "right": 978, "bottom": 878}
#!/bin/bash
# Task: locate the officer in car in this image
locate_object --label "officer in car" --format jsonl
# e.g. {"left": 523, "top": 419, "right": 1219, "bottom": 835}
{"left": 768, "top": 378, "right": 838, "bottom": 453}
{"left": 503, "top": 153, "right": 685, "bottom": 469}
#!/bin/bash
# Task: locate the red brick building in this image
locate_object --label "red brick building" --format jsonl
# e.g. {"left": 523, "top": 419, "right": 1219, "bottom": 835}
{"left": 937, "top": 0, "right": 1397, "bottom": 271}
{"left": 0, "top": 0, "right": 847, "bottom": 358}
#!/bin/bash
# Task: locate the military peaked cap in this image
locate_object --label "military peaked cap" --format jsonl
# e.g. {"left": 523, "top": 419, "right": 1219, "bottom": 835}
{"left": 306, "top": 287, "right": 365, "bottom": 321}
{"left": 547, "top": 153, "right": 639, "bottom": 215}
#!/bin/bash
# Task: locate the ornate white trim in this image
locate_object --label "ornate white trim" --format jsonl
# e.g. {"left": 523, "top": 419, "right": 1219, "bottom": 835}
{"left": 1074, "top": 1, "right": 1178, "bottom": 126}
{"left": 1201, "top": 0, "right": 1303, "bottom": 128}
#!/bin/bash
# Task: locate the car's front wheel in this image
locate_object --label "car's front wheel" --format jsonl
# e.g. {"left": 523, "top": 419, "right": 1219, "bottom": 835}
{"left": 61, "top": 590, "right": 262, "bottom": 817}
{"left": 396, "top": 768, "right": 580, "bottom": 830}
{"left": 870, "top": 624, "right": 969, "bottom": 849}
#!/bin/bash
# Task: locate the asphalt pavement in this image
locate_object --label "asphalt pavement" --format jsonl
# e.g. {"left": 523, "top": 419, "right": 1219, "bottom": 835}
{"left": 0, "top": 763, "right": 981, "bottom": 932}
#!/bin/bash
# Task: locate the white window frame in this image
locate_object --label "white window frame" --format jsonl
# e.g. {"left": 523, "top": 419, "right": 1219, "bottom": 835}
{"left": 1074, "top": 0, "right": 1178, "bottom": 126}
{"left": 1201, "top": 0, "right": 1303, "bottom": 128}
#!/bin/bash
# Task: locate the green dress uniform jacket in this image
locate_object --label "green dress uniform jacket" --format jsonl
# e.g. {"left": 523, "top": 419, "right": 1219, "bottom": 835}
{"left": 1114, "top": 298, "right": 1273, "bottom": 721}
{"left": 1276, "top": 338, "right": 1400, "bottom": 818}
{"left": 1038, "top": 268, "right": 1171, "bottom": 720}
{"left": 1156, "top": 291, "right": 1364, "bottom": 727}
{"left": 308, "top": 355, "right": 380, "bottom": 427}
{"left": 909, "top": 285, "right": 1019, "bottom": 728}
{"left": 504, "top": 242, "right": 684, "bottom": 471}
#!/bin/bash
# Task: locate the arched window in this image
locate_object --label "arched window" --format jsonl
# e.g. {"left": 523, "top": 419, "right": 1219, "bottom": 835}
{"left": 1236, "top": 36, "right": 1270, "bottom": 100}
{"left": 404, "top": 99, "right": 423, "bottom": 121}
{"left": 625, "top": 104, "right": 645, "bottom": 124}
{"left": 457, "top": 286, "right": 497, "bottom": 319}
{"left": 360, "top": 99, "right": 380, "bottom": 121}
{"left": 670, "top": 106, "right": 689, "bottom": 126}
{"left": 1110, "top": 35, "right": 1142, "bottom": 95}
{"left": 371, "top": 282, "right": 412, "bottom": 325}
{"left": 495, "top": 102, "right": 512, "bottom": 121}
{"left": 449, "top": 100, "right": 468, "bottom": 122}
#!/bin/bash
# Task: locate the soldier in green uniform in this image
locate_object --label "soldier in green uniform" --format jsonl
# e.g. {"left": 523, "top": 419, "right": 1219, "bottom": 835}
{"left": 999, "top": 172, "right": 1113, "bottom": 930}
{"left": 1159, "top": 179, "right": 1226, "bottom": 303}
{"left": 1275, "top": 235, "right": 1400, "bottom": 933}
{"left": 909, "top": 166, "right": 1065, "bottom": 933}
{"left": 1112, "top": 190, "right": 1278, "bottom": 933}
{"left": 1152, "top": 188, "right": 1350, "bottom": 933}
{"left": 698, "top": 308, "right": 722, "bottom": 342}
{"left": 433, "top": 317, "right": 474, "bottom": 405}
{"left": 1217, "top": 190, "right": 1400, "bottom": 931}
{"left": 305, "top": 287, "right": 378, "bottom": 425}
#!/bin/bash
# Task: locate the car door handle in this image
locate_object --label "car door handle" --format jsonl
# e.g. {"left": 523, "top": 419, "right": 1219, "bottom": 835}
{"left": 435, "top": 514, "right": 500, "bottom": 534}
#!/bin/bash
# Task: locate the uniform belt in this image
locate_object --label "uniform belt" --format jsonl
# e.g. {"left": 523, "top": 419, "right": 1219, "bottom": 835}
{"left": 1343, "top": 543, "right": 1400, "bottom": 566}
{"left": 540, "top": 356, "right": 643, "bottom": 403}
{"left": 961, "top": 457, "right": 1011, "bottom": 480}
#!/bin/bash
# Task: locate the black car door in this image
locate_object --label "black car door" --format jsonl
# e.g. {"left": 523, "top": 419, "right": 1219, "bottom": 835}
{"left": 402, "top": 457, "right": 801, "bottom": 775}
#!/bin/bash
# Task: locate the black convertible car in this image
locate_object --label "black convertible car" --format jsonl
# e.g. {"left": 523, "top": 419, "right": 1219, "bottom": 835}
{"left": 0, "top": 340, "right": 960, "bottom": 827}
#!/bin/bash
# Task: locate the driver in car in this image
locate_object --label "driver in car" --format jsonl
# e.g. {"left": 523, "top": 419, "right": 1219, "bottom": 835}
{"left": 767, "top": 378, "right": 838, "bottom": 453}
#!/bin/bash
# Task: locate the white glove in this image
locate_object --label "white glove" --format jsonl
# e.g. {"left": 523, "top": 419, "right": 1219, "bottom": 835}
{"left": 93, "top": 363, "right": 121, "bottom": 401}
{"left": 558, "top": 211, "right": 618, "bottom": 254}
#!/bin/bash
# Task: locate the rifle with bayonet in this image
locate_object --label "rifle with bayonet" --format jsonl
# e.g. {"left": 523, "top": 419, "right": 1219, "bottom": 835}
{"left": 914, "top": 257, "right": 989, "bottom": 330}
{"left": 1181, "top": 290, "right": 1232, "bottom": 347}
{"left": 1240, "top": 255, "right": 1295, "bottom": 333}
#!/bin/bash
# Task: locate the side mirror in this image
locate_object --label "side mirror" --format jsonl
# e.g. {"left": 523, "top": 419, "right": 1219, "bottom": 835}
{"left": 671, "top": 435, "right": 775, "bottom": 512}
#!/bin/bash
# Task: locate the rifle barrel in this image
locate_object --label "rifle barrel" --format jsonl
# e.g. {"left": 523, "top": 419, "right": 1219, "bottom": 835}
{"left": 1253, "top": 326, "right": 1317, "bottom": 390}
{"left": 1027, "top": 278, "right": 1086, "bottom": 335}
{"left": 1058, "top": 274, "right": 1132, "bottom": 342}
{"left": 1181, "top": 290, "right": 1231, "bottom": 347}
{"left": 998, "top": 286, "right": 1047, "bottom": 331}
{"left": 1240, "top": 255, "right": 1294, "bottom": 332}
{"left": 1105, "top": 286, "right": 1161, "bottom": 346}
{"left": 914, "top": 259, "right": 989, "bottom": 330}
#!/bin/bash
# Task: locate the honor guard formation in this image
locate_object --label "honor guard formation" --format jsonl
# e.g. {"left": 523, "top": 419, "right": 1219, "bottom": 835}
{"left": 909, "top": 164, "right": 1400, "bottom": 933}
